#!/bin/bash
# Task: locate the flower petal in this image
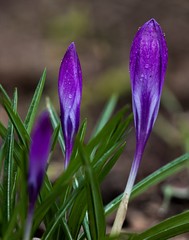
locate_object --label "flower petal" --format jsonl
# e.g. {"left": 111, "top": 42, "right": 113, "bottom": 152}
{"left": 58, "top": 42, "right": 82, "bottom": 168}
{"left": 130, "top": 18, "right": 168, "bottom": 146}
{"left": 28, "top": 111, "right": 52, "bottom": 206}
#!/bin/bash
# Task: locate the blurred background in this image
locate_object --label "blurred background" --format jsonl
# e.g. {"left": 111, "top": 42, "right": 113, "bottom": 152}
{"left": 0, "top": 0, "right": 189, "bottom": 236}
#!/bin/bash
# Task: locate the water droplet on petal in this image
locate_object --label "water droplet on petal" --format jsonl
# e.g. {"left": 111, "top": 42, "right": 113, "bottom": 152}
{"left": 68, "top": 94, "right": 72, "bottom": 99}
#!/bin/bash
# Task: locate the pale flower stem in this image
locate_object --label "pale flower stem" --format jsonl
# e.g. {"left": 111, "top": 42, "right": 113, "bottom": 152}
{"left": 23, "top": 206, "right": 34, "bottom": 240}
{"left": 111, "top": 148, "right": 142, "bottom": 236}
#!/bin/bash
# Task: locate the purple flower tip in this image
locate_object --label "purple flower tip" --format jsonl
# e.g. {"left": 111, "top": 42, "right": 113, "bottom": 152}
{"left": 130, "top": 18, "right": 168, "bottom": 151}
{"left": 58, "top": 42, "right": 82, "bottom": 168}
{"left": 28, "top": 111, "right": 52, "bottom": 207}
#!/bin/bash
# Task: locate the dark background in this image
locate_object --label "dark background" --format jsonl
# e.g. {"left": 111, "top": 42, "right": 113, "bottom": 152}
{"left": 0, "top": 0, "right": 189, "bottom": 237}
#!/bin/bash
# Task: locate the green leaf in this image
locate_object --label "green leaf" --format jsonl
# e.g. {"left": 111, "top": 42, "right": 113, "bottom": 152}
{"left": 0, "top": 121, "right": 27, "bottom": 171}
{"left": 134, "top": 210, "right": 189, "bottom": 240}
{"left": 24, "top": 69, "right": 46, "bottom": 133}
{"left": 105, "top": 153, "right": 189, "bottom": 216}
{"left": 79, "top": 143, "right": 106, "bottom": 240}
{"left": 46, "top": 98, "right": 65, "bottom": 153}
{"left": 41, "top": 190, "right": 78, "bottom": 240}
{"left": 0, "top": 85, "right": 30, "bottom": 147}
{"left": 0, "top": 142, "right": 5, "bottom": 174}
{"left": 68, "top": 188, "right": 87, "bottom": 239}
{"left": 2, "top": 90, "right": 17, "bottom": 229}
{"left": 37, "top": 173, "right": 73, "bottom": 240}
{"left": 93, "top": 141, "right": 125, "bottom": 174}
{"left": 88, "top": 106, "right": 129, "bottom": 156}
{"left": 91, "top": 94, "right": 118, "bottom": 137}
{"left": 0, "top": 122, "right": 7, "bottom": 139}
{"left": 3, "top": 202, "right": 23, "bottom": 240}
{"left": 88, "top": 108, "right": 132, "bottom": 173}
{"left": 50, "top": 125, "right": 60, "bottom": 152}
{"left": 98, "top": 143, "right": 126, "bottom": 182}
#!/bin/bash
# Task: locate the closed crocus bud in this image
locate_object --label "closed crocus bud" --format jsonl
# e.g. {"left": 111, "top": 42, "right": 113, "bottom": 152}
{"left": 58, "top": 42, "right": 82, "bottom": 168}
{"left": 24, "top": 111, "right": 52, "bottom": 240}
{"left": 127, "top": 18, "right": 168, "bottom": 195}
{"left": 111, "top": 19, "right": 168, "bottom": 235}
{"left": 130, "top": 18, "right": 168, "bottom": 153}
{"left": 28, "top": 111, "right": 52, "bottom": 209}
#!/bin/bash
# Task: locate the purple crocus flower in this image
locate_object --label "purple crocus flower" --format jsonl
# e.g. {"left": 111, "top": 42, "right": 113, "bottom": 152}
{"left": 58, "top": 42, "right": 82, "bottom": 168}
{"left": 127, "top": 18, "right": 168, "bottom": 196}
{"left": 24, "top": 111, "right": 52, "bottom": 240}
{"left": 28, "top": 111, "right": 52, "bottom": 209}
{"left": 111, "top": 19, "right": 168, "bottom": 235}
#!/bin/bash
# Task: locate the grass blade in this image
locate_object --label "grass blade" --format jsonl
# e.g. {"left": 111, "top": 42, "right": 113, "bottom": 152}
{"left": 46, "top": 98, "right": 65, "bottom": 154}
{"left": 0, "top": 85, "right": 30, "bottom": 147}
{"left": 79, "top": 144, "right": 106, "bottom": 240}
{"left": 134, "top": 210, "right": 189, "bottom": 240}
{"left": 91, "top": 95, "right": 118, "bottom": 137}
{"left": 2, "top": 89, "right": 17, "bottom": 231}
{"left": 24, "top": 69, "right": 46, "bottom": 133}
{"left": 105, "top": 153, "right": 189, "bottom": 216}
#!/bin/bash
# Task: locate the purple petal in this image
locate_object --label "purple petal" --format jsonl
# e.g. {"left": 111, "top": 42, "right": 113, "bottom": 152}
{"left": 123, "top": 19, "right": 168, "bottom": 198}
{"left": 129, "top": 18, "right": 168, "bottom": 149}
{"left": 28, "top": 111, "right": 52, "bottom": 206}
{"left": 58, "top": 42, "right": 82, "bottom": 168}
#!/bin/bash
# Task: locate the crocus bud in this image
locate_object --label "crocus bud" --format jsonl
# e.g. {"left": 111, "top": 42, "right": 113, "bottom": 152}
{"left": 128, "top": 18, "right": 168, "bottom": 195}
{"left": 130, "top": 18, "right": 168, "bottom": 153}
{"left": 24, "top": 111, "right": 52, "bottom": 240}
{"left": 28, "top": 111, "right": 52, "bottom": 209}
{"left": 111, "top": 19, "right": 168, "bottom": 235}
{"left": 58, "top": 42, "right": 82, "bottom": 168}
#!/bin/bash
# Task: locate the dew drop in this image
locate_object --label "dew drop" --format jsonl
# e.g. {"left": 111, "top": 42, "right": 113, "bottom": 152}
{"left": 68, "top": 94, "right": 72, "bottom": 99}
{"left": 145, "top": 64, "right": 149, "bottom": 69}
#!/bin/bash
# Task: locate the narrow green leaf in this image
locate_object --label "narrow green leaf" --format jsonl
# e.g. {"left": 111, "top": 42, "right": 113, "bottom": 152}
{"left": 41, "top": 190, "right": 78, "bottom": 240}
{"left": 68, "top": 189, "right": 87, "bottom": 238}
{"left": 131, "top": 153, "right": 189, "bottom": 200}
{"left": 0, "top": 122, "right": 7, "bottom": 139}
{"left": 46, "top": 98, "right": 65, "bottom": 153}
{"left": 0, "top": 85, "right": 30, "bottom": 147}
{"left": 79, "top": 144, "right": 106, "bottom": 240}
{"left": 2, "top": 89, "right": 17, "bottom": 230}
{"left": 98, "top": 143, "right": 126, "bottom": 182}
{"left": 0, "top": 121, "right": 26, "bottom": 171}
{"left": 33, "top": 158, "right": 80, "bottom": 230}
{"left": 93, "top": 140, "right": 126, "bottom": 172}
{"left": 135, "top": 210, "right": 189, "bottom": 240}
{"left": 37, "top": 173, "right": 73, "bottom": 240}
{"left": 50, "top": 125, "right": 60, "bottom": 152}
{"left": 92, "top": 95, "right": 118, "bottom": 137}
{"left": 105, "top": 153, "right": 189, "bottom": 216}
{"left": 88, "top": 106, "right": 129, "bottom": 151}
{"left": 0, "top": 142, "right": 5, "bottom": 174}
{"left": 3, "top": 202, "right": 23, "bottom": 240}
{"left": 88, "top": 108, "right": 132, "bottom": 169}
{"left": 24, "top": 69, "right": 46, "bottom": 133}
{"left": 81, "top": 213, "right": 92, "bottom": 240}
